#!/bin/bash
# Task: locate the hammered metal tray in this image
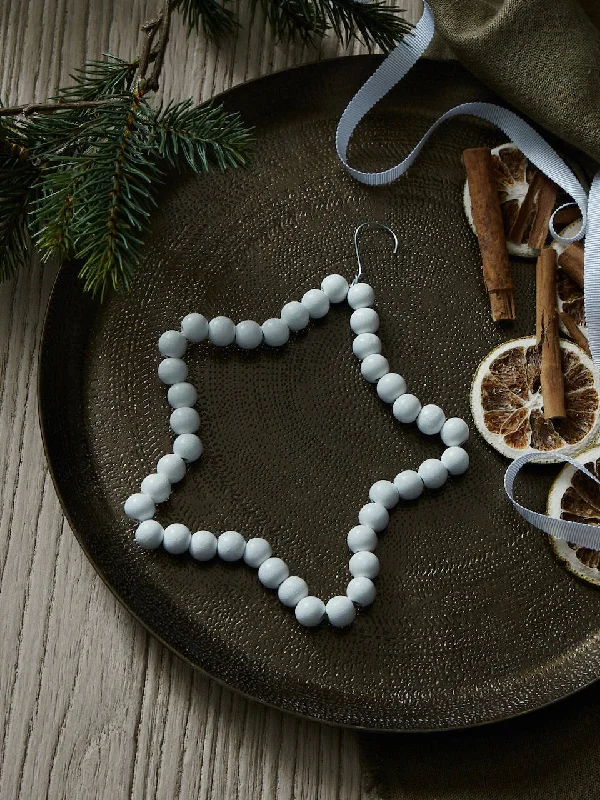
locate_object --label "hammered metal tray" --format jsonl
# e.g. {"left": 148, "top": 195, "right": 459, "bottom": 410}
{"left": 39, "top": 56, "right": 600, "bottom": 731}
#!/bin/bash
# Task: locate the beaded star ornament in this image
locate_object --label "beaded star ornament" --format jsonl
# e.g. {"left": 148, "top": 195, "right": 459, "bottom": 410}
{"left": 123, "top": 222, "right": 470, "bottom": 628}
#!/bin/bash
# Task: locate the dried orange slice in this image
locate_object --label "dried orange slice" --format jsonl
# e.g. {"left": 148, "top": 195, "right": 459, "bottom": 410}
{"left": 552, "top": 220, "right": 587, "bottom": 341}
{"left": 547, "top": 445, "right": 600, "bottom": 585}
{"left": 471, "top": 336, "right": 600, "bottom": 459}
{"left": 463, "top": 143, "right": 538, "bottom": 258}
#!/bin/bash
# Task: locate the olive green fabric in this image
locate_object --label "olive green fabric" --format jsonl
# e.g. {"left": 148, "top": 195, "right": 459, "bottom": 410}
{"left": 427, "top": 0, "right": 600, "bottom": 162}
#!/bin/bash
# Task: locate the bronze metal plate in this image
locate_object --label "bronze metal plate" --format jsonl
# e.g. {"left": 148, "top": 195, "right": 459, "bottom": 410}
{"left": 39, "top": 57, "right": 600, "bottom": 731}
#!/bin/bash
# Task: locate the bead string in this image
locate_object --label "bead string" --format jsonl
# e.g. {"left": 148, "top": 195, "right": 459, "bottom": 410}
{"left": 124, "top": 274, "right": 469, "bottom": 628}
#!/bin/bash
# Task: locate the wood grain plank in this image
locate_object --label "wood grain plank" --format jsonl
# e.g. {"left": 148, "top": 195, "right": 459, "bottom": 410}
{"left": 0, "top": 1, "right": 419, "bottom": 797}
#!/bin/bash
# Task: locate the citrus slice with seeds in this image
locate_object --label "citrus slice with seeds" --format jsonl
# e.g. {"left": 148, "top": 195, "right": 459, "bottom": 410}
{"left": 463, "top": 143, "right": 539, "bottom": 258}
{"left": 551, "top": 220, "right": 587, "bottom": 341}
{"left": 547, "top": 445, "right": 600, "bottom": 585}
{"left": 471, "top": 336, "right": 600, "bottom": 459}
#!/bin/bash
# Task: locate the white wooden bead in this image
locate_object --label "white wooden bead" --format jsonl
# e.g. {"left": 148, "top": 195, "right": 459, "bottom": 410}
{"left": 217, "top": 530, "right": 246, "bottom": 561}
{"left": 158, "top": 357, "right": 188, "bottom": 385}
{"left": 295, "top": 596, "right": 325, "bottom": 627}
{"left": 243, "top": 537, "right": 272, "bottom": 568}
{"left": 441, "top": 417, "right": 470, "bottom": 447}
{"left": 361, "top": 354, "right": 389, "bottom": 383}
{"left": 350, "top": 307, "right": 379, "bottom": 334}
{"left": 301, "top": 288, "right": 330, "bottom": 319}
{"left": 352, "top": 333, "right": 382, "bottom": 360}
{"left": 163, "top": 523, "right": 191, "bottom": 554}
{"left": 258, "top": 557, "right": 289, "bottom": 589}
{"left": 167, "top": 382, "right": 197, "bottom": 408}
{"left": 349, "top": 551, "right": 380, "bottom": 579}
{"left": 158, "top": 330, "right": 187, "bottom": 358}
{"left": 369, "top": 480, "right": 399, "bottom": 509}
{"left": 140, "top": 473, "right": 171, "bottom": 503}
{"left": 181, "top": 313, "right": 209, "bottom": 343}
{"left": 208, "top": 316, "right": 235, "bottom": 346}
{"left": 135, "top": 520, "right": 164, "bottom": 549}
{"left": 441, "top": 446, "right": 470, "bottom": 475}
{"left": 124, "top": 493, "right": 155, "bottom": 521}
{"left": 189, "top": 530, "right": 217, "bottom": 561}
{"left": 417, "top": 404, "right": 446, "bottom": 435}
{"left": 376, "top": 373, "right": 406, "bottom": 403}
{"left": 156, "top": 453, "right": 186, "bottom": 483}
{"left": 170, "top": 407, "right": 200, "bottom": 435}
{"left": 326, "top": 596, "right": 356, "bottom": 628}
{"left": 393, "top": 470, "right": 424, "bottom": 500}
{"left": 418, "top": 458, "right": 448, "bottom": 489}
{"left": 278, "top": 576, "right": 309, "bottom": 608}
{"left": 393, "top": 393, "right": 421, "bottom": 423}
{"left": 281, "top": 300, "right": 310, "bottom": 331}
{"left": 347, "top": 525, "right": 378, "bottom": 553}
{"left": 347, "top": 283, "right": 375, "bottom": 309}
{"left": 173, "top": 433, "right": 203, "bottom": 462}
{"left": 235, "top": 320, "right": 263, "bottom": 349}
{"left": 347, "top": 577, "right": 376, "bottom": 607}
{"left": 321, "top": 274, "right": 349, "bottom": 303}
{"left": 358, "top": 502, "right": 389, "bottom": 532}
{"left": 262, "top": 318, "right": 289, "bottom": 347}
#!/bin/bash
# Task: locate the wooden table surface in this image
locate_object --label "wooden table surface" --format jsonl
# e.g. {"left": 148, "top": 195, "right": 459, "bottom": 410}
{"left": 0, "top": 1, "right": 421, "bottom": 797}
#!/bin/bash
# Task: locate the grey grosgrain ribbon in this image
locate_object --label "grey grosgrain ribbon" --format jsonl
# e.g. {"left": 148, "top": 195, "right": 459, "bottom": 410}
{"left": 336, "top": 2, "right": 600, "bottom": 548}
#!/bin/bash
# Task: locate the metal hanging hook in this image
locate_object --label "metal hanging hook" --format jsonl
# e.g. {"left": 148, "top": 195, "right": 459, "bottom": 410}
{"left": 353, "top": 222, "right": 399, "bottom": 285}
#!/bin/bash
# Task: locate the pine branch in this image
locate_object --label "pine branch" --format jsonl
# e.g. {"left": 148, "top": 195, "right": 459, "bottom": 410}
{"left": 172, "top": 0, "right": 238, "bottom": 42}
{"left": 71, "top": 94, "right": 164, "bottom": 298}
{"left": 31, "top": 164, "right": 85, "bottom": 262}
{"left": 254, "top": 0, "right": 410, "bottom": 48}
{"left": 326, "top": 0, "right": 411, "bottom": 51}
{"left": 0, "top": 0, "right": 412, "bottom": 297}
{"left": 56, "top": 56, "right": 136, "bottom": 102}
{"left": 0, "top": 98, "right": 126, "bottom": 118}
{"left": 148, "top": 99, "right": 251, "bottom": 171}
{"left": 0, "top": 119, "right": 38, "bottom": 280}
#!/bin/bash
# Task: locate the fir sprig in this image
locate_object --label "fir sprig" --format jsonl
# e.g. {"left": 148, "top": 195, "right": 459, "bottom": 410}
{"left": 255, "top": 0, "right": 411, "bottom": 48}
{"left": 172, "top": 0, "right": 238, "bottom": 42}
{"left": 0, "top": 0, "right": 412, "bottom": 297}
{"left": 149, "top": 100, "right": 250, "bottom": 171}
{"left": 0, "top": 120, "right": 38, "bottom": 280}
{"left": 73, "top": 94, "right": 162, "bottom": 297}
{"left": 55, "top": 56, "right": 136, "bottom": 102}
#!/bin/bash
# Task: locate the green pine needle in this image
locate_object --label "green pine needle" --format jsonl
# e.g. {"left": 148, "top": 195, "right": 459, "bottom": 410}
{"left": 255, "top": 0, "right": 411, "bottom": 48}
{"left": 172, "top": 0, "right": 238, "bottom": 42}
{"left": 149, "top": 99, "right": 252, "bottom": 172}
{"left": 0, "top": 121, "right": 37, "bottom": 280}
{"left": 55, "top": 55, "right": 136, "bottom": 102}
{"left": 31, "top": 165, "right": 83, "bottom": 262}
{"left": 71, "top": 98, "right": 164, "bottom": 298}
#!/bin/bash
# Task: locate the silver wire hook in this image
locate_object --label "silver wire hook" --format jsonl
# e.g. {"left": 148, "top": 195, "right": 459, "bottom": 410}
{"left": 352, "top": 222, "right": 399, "bottom": 285}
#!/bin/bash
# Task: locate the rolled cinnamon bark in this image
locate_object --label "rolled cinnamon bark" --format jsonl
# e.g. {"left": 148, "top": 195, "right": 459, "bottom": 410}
{"left": 559, "top": 311, "right": 590, "bottom": 355}
{"left": 463, "top": 147, "right": 515, "bottom": 321}
{"left": 536, "top": 248, "right": 565, "bottom": 419}
{"left": 528, "top": 176, "right": 558, "bottom": 250}
{"left": 558, "top": 242, "right": 584, "bottom": 288}
{"left": 508, "top": 170, "right": 542, "bottom": 245}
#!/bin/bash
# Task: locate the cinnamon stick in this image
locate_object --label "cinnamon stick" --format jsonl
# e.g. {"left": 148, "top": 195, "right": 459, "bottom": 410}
{"left": 557, "top": 242, "right": 584, "bottom": 288}
{"left": 552, "top": 206, "right": 581, "bottom": 228}
{"left": 507, "top": 170, "right": 543, "bottom": 245}
{"left": 463, "top": 147, "right": 515, "bottom": 321}
{"left": 528, "top": 175, "right": 558, "bottom": 249}
{"left": 536, "top": 248, "right": 565, "bottom": 419}
{"left": 559, "top": 311, "right": 591, "bottom": 355}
